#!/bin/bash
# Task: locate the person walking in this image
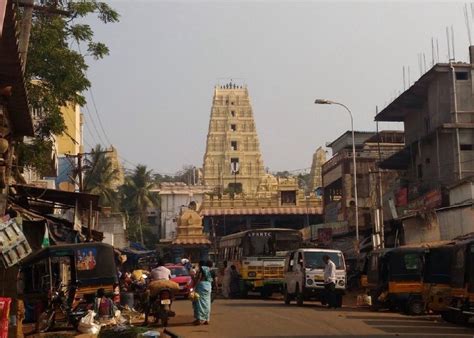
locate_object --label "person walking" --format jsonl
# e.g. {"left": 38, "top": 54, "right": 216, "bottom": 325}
{"left": 323, "top": 255, "right": 337, "bottom": 309}
{"left": 222, "top": 261, "right": 231, "bottom": 298}
{"left": 229, "top": 265, "right": 240, "bottom": 298}
{"left": 192, "top": 261, "right": 213, "bottom": 325}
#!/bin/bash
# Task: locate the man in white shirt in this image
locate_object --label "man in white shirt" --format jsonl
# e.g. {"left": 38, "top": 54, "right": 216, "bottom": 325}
{"left": 323, "top": 255, "right": 337, "bottom": 309}
{"left": 150, "top": 259, "right": 171, "bottom": 280}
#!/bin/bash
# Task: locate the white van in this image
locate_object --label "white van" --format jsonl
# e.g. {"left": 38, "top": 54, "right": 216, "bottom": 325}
{"left": 283, "top": 248, "right": 346, "bottom": 306}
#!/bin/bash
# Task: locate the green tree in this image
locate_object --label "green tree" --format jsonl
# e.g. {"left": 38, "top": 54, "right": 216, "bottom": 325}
{"left": 18, "top": 1, "right": 119, "bottom": 175}
{"left": 83, "top": 145, "right": 120, "bottom": 209}
{"left": 121, "top": 165, "right": 159, "bottom": 245}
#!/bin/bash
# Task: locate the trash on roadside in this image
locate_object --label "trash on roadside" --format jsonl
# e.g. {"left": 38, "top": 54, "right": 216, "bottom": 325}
{"left": 140, "top": 330, "right": 161, "bottom": 337}
{"left": 356, "top": 294, "right": 371, "bottom": 307}
{"left": 78, "top": 310, "right": 101, "bottom": 335}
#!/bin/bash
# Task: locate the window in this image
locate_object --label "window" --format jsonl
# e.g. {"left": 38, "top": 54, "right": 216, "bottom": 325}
{"left": 230, "top": 124, "right": 237, "bottom": 131}
{"left": 425, "top": 158, "right": 431, "bottom": 164}
{"left": 228, "top": 182, "right": 242, "bottom": 194}
{"left": 456, "top": 72, "right": 469, "bottom": 80}
{"left": 417, "top": 164, "right": 423, "bottom": 179}
{"left": 231, "top": 101, "right": 234, "bottom": 105}
{"left": 230, "top": 157, "right": 239, "bottom": 173}
{"left": 231, "top": 110, "right": 236, "bottom": 117}
{"left": 281, "top": 191, "right": 296, "bottom": 205}
{"left": 231, "top": 141, "right": 238, "bottom": 151}
{"left": 303, "top": 251, "right": 344, "bottom": 269}
{"left": 460, "top": 144, "right": 473, "bottom": 151}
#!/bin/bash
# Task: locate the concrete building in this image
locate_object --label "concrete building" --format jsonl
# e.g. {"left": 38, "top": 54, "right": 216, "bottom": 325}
{"left": 96, "top": 211, "right": 128, "bottom": 249}
{"left": 55, "top": 103, "right": 84, "bottom": 191}
{"left": 157, "top": 182, "right": 210, "bottom": 241}
{"left": 321, "top": 130, "right": 405, "bottom": 239}
{"left": 203, "top": 82, "right": 265, "bottom": 195}
{"left": 376, "top": 46, "right": 474, "bottom": 245}
{"left": 377, "top": 48, "right": 474, "bottom": 201}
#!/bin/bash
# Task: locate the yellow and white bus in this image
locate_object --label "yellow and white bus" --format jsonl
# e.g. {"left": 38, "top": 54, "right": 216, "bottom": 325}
{"left": 218, "top": 228, "right": 302, "bottom": 297}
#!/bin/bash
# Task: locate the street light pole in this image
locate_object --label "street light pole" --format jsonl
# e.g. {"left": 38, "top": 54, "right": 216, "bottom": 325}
{"left": 314, "top": 99, "right": 359, "bottom": 253}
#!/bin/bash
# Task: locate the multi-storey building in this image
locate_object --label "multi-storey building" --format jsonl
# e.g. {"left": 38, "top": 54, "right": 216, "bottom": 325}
{"left": 376, "top": 48, "right": 474, "bottom": 200}
{"left": 376, "top": 46, "right": 474, "bottom": 244}
{"left": 321, "top": 130, "right": 405, "bottom": 241}
{"left": 203, "top": 82, "right": 265, "bottom": 195}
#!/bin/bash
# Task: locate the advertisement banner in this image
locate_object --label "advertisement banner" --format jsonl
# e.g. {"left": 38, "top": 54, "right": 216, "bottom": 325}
{"left": 317, "top": 228, "right": 333, "bottom": 245}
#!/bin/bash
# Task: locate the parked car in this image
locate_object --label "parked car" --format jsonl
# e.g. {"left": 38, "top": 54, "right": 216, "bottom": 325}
{"left": 167, "top": 265, "right": 193, "bottom": 298}
{"left": 283, "top": 248, "right": 346, "bottom": 307}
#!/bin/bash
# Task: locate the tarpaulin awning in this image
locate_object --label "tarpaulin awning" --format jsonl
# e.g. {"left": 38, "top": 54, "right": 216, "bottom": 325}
{"left": 201, "top": 206, "right": 322, "bottom": 216}
{"left": 13, "top": 184, "right": 100, "bottom": 211}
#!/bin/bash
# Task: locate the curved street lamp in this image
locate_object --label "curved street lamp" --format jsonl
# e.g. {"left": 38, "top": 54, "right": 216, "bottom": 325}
{"left": 314, "top": 99, "right": 359, "bottom": 253}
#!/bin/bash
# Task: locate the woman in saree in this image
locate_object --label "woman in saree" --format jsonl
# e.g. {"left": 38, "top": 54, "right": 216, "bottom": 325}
{"left": 192, "top": 260, "right": 213, "bottom": 325}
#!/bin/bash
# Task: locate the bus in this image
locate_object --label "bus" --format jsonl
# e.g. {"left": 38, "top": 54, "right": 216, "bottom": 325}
{"left": 218, "top": 228, "right": 302, "bottom": 298}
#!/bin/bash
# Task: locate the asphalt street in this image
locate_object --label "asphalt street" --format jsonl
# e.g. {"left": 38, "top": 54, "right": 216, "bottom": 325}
{"left": 161, "top": 297, "right": 474, "bottom": 338}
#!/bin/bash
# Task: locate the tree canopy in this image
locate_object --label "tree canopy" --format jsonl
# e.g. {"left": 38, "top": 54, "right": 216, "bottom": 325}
{"left": 17, "top": 1, "right": 119, "bottom": 175}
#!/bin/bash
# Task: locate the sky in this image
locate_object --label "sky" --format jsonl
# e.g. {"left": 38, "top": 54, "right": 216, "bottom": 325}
{"left": 83, "top": 1, "right": 470, "bottom": 174}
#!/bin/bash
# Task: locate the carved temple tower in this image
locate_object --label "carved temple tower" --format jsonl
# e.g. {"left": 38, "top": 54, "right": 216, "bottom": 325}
{"left": 203, "top": 83, "right": 265, "bottom": 195}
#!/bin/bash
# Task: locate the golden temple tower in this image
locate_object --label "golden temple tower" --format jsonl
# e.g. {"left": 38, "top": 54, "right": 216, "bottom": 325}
{"left": 309, "top": 147, "right": 326, "bottom": 193}
{"left": 203, "top": 83, "right": 265, "bottom": 195}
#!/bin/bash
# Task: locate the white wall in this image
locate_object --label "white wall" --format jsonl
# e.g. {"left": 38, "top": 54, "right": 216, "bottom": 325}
{"left": 438, "top": 205, "right": 474, "bottom": 240}
{"left": 450, "top": 182, "right": 474, "bottom": 205}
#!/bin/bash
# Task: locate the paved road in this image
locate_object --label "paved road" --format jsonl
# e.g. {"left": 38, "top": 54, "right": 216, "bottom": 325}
{"left": 161, "top": 297, "right": 474, "bottom": 338}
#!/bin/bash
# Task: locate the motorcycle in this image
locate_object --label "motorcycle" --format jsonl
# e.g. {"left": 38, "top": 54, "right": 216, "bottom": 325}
{"left": 144, "top": 288, "right": 175, "bottom": 327}
{"left": 36, "top": 283, "right": 90, "bottom": 333}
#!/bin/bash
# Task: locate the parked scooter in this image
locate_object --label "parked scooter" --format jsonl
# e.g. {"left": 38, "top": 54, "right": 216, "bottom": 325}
{"left": 36, "top": 283, "right": 90, "bottom": 332}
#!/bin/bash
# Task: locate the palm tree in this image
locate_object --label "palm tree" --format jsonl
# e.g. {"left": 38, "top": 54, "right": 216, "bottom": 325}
{"left": 83, "top": 145, "right": 120, "bottom": 209}
{"left": 121, "top": 164, "right": 159, "bottom": 244}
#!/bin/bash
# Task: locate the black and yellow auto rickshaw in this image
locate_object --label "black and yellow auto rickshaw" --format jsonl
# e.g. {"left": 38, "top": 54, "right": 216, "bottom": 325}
{"left": 441, "top": 238, "right": 474, "bottom": 324}
{"left": 20, "top": 242, "right": 118, "bottom": 328}
{"left": 367, "top": 247, "right": 426, "bottom": 315}
{"left": 421, "top": 242, "right": 455, "bottom": 314}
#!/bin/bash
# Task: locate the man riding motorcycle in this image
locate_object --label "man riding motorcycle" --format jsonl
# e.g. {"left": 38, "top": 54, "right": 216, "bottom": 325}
{"left": 143, "top": 260, "right": 177, "bottom": 325}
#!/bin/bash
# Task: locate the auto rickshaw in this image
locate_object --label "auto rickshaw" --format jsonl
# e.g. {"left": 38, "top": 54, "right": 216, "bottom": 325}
{"left": 367, "top": 247, "right": 425, "bottom": 315}
{"left": 441, "top": 238, "right": 474, "bottom": 324}
{"left": 421, "top": 243, "right": 455, "bottom": 314}
{"left": 20, "top": 242, "right": 118, "bottom": 326}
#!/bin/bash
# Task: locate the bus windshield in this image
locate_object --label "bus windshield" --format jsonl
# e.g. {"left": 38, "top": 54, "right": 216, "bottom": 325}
{"left": 304, "top": 251, "right": 344, "bottom": 269}
{"left": 243, "top": 231, "right": 301, "bottom": 257}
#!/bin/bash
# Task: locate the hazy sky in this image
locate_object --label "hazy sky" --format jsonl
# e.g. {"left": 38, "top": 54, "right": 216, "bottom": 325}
{"left": 83, "top": 1, "right": 469, "bottom": 174}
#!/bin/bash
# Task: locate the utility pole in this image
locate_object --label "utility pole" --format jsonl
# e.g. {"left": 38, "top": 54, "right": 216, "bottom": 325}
{"left": 17, "top": 0, "right": 71, "bottom": 72}
{"left": 66, "top": 149, "right": 114, "bottom": 192}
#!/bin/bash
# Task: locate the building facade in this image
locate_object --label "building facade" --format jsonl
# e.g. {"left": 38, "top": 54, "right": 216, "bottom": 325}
{"left": 322, "top": 130, "right": 405, "bottom": 238}
{"left": 376, "top": 46, "right": 474, "bottom": 245}
{"left": 157, "top": 182, "right": 210, "bottom": 241}
{"left": 203, "top": 82, "right": 265, "bottom": 195}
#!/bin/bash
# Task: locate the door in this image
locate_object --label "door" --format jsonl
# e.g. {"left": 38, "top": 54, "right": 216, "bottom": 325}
{"left": 286, "top": 251, "right": 296, "bottom": 293}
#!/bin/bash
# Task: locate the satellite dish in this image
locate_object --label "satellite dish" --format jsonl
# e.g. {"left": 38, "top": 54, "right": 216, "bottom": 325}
{"left": 59, "top": 181, "right": 75, "bottom": 192}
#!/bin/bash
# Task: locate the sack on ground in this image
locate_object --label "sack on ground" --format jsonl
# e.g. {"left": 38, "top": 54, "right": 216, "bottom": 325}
{"left": 148, "top": 279, "right": 180, "bottom": 297}
{"left": 77, "top": 310, "right": 101, "bottom": 334}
